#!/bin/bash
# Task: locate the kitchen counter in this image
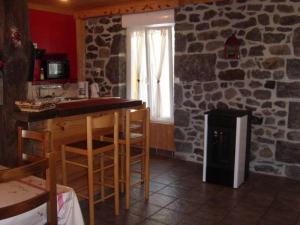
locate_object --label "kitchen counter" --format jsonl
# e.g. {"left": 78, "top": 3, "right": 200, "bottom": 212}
{"left": 14, "top": 97, "right": 143, "bottom": 184}
{"left": 14, "top": 97, "right": 143, "bottom": 122}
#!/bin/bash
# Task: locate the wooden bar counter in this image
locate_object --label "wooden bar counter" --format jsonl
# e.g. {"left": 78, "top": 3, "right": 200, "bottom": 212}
{"left": 14, "top": 97, "right": 143, "bottom": 183}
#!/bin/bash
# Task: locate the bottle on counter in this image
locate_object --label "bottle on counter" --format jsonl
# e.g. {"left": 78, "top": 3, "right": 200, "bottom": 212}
{"left": 40, "top": 68, "right": 45, "bottom": 80}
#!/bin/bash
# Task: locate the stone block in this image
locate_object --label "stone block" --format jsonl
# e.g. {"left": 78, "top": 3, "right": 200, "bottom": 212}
{"left": 264, "top": 80, "right": 276, "bottom": 89}
{"left": 174, "top": 109, "right": 190, "bottom": 127}
{"left": 246, "top": 28, "right": 262, "bottom": 41}
{"left": 205, "top": 41, "right": 224, "bottom": 52}
{"left": 258, "top": 14, "right": 270, "bottom": 25}
{"left": 107, "top": 24, "right": 123, "bottom": 33}
{"left": 174, "top": 84, "right": 183, "bottom": 106}
{"left": 219, "top": 69, "right": 245, "bottom": 81}
{"left": 269, "top": 44, "right": 290, "bottom": 55}
{"left": 257, "top": 137, "right": 275, "bottom": 144}
{"left": 197, "top": 31, "right": 218, "bottom": 40}
{"left": 264, "top": 5, "right": 275, "bottom": 12}
{"left": 241, "top": 59, "right": 256, "bottom": 69}
{"left": 111, "top": 34, "right": 125, "bottom": 54}
{"left": 175, "top": 14, "right": 186, "bottom": 22}
{"left": 211, "top": 91, "right": 223, "bottom": 101}
{"left": 285, "top": 165, "right": 300, "bottom": 181}
{"left": 216, "top": 61, "right": 229, "bottom": 70}
{"left": 254, "top": 164, "right": 280, "bottom": 174}
{"left": 175, "top": 141, "right": 193, "bottom": 153}
{"left": 249, "top": 45, "right": 265, "bottom": 56}
{"left": 174, "top": 128, "right": 185, "bottom": 140}
{"left": 195, "top": 23, "right": 209, "bottom": 31}
{"left": 233, "top": 17, "right": 256, "bottom": 29}
{"left": 263, "top": 33, "right": 285, "bottom": 44}
{"left": 274, "top": 101, "right": 286, "bottom": 108}
{"left": 287, "top": 131, "right": 300, "bottom": 141}
{"left": 288, "top": 102, "right": 300, "bottom": 129}
{"left": 239, "top": 89, "right": 251, "bottom": 97}
{"left": 95, "top": 36, "right": 107, "bottom": 47}
{"left": 94, "top": 26, "right": 104, "bottom": 34}
{"left": 86, "top": 52, "right": 97, "bottom": 59}
{"left": 287, "top": 59, "right": 300, "bottom": 79}
{"left": 85, "top": 35, "right": 93, "bottom": 44}
{"left": 203, "top": 82, "right": 218, "bottom": 92}
{"left": 203, "top": 9, "right": 217, "bottom": 20}
{"left": 183, "top": 100, "right": 197, "bottom": 108}
{"left": 175, "top": 33, "right": 187, "bottom": 52}
{"left": 262, "top": 57, "right": 284, "bottom": 70}
{"left": 277, "top": 82, "right": 300, "bottom": 98}
{"left": 211, "top": 19, "right": 230, "bottom": 27}
{"left": 279, "top": 15, "right": 300, "bottom": 25}
{"left": 249, "top": 81, "right": 263, "bottom": 88}
{"left": 187, "top": 33, "right": 196, "bottom": 42}
{"left": 175, "top": 23, "right": 194, "bottom": 31}
{"left": 188, "top": 43, "right": 204, "bottom": 53}
{"left": 105, "top": 56, "right": 126, "bottom": 84}
{"left": 277, "top": 4, "right": 294, "bottom": 13}
{"left": 273, "top": 70, "right": 284, "bottom": 80}
{"left": 175, "top": 54, "right": 216, "bottom": 82}
{"left": 225, "top": 88, "right": 237, "bottom": 100}
{"left": 189, "top": 14, "right": 200, "bottom": 22}
{"left": 247, "top": 4, "right": 262, "bottom": 11}
{"left": 87, "top": 45, "right": 98, "bottom": 51}
{"left": 276, "top": 141, "right": 300, "bottom": 163}
{"left": 259, "top": 147, "right": 273, "bottom": 158}
{"left": 253, "top": 90, "right": 271, "bottom": 100}
{"left": 293, "top": 27, "right": 300, "bottom": 56}
{"left": 225, "top": 12, "right": 245, "bottom": 19}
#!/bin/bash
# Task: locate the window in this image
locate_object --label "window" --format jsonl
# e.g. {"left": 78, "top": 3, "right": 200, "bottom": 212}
{"left": 127, "top": 26, "right": 174, "bottom": 123}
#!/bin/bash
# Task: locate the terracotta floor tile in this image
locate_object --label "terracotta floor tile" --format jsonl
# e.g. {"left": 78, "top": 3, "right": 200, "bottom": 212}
{"left": 77, "top": 156, "right": 300, "bottom": 225}
{"left": 149, "top": 208, "right": 184, "bottom": 225}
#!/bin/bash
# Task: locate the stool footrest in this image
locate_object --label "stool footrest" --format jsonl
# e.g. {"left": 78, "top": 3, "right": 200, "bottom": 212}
{"left": 65, "top": 160, "right": 88, "bottom": 168}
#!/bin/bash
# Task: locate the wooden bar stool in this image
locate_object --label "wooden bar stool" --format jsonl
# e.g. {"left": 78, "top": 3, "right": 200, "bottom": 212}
{"left": 17, "top": 127, "right": 51, "bottom": 164}
{"left": 103, "top": 108, "right": 150, "bottom": 209}
{"left": 61, "top": 112, "right": 119, "bottom": 225}
{"left": 0, "top": 152, "right": 57, "bottom": 225}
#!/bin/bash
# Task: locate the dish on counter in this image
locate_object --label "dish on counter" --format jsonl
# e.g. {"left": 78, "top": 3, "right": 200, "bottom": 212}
{"left": 15, "top": 99, "right": 57, "bottom": 112}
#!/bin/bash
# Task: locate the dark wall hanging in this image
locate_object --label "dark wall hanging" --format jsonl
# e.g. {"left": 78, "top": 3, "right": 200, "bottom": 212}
{"left": 224, "top": 33, "right": 240, "bottom": 60}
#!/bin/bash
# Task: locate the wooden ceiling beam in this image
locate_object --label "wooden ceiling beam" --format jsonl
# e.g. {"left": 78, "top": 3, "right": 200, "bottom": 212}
{"left": 74, "top": 0, "right": 216, "bottom": 19}
{"left": 28, "top": 3, "right": 74, "bottom": 15}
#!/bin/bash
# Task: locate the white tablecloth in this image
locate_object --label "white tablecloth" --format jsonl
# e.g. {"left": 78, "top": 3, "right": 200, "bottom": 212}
{"left": 0, "top": 166, "right": 85, "bottom": 225}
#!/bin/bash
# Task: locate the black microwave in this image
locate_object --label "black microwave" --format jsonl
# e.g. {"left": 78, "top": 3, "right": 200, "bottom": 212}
{"left": 43, "top": 59, "right": 70, "bottom": 80}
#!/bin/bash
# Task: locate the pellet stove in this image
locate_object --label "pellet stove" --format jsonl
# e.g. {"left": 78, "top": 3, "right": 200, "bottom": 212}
{"left": 202, "top": 110, "right": 251, "bottom": 188}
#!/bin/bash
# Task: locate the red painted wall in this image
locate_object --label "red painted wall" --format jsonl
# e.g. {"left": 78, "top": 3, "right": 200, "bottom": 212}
{"left": 29, "top": 9, "right": 77, "bottom": 81}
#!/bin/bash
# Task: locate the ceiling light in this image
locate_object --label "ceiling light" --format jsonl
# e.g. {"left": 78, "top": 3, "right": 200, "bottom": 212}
{"left": 60, "top": 0, "right": 69, "bottom": 3}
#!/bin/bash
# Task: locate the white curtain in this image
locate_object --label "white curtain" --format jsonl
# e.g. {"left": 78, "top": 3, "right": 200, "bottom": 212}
{"left": 128, "top": 26, "right": 173, "bottom": 122}
{"left": 147, "top": 28, "right": 168, "bottom": 119}
{"left": 130, "top": 30, "right": 145, "bottom": 99}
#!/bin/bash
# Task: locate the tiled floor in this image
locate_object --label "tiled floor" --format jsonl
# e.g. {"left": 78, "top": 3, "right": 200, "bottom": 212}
{"left": 80, "top": 156, "right": 300, "bottom": 225}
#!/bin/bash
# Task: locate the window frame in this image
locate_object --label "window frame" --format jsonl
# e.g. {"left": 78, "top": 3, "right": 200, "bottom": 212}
{"left": 126, "top": 25, "right": 174, "bottom": 123}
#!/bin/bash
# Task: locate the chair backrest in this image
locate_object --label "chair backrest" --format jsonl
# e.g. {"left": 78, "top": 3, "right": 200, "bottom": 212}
{"left": 0, "top": 152, "right": 57, "bottom": 224}
{"left": 126, "top": 107, "right": 150, "bottom": 141}
{"left": 87, "top": 112, "right": 119, "bottom": 150}
{"left": 17, "top": 127, "right": 51, "bottom": 165}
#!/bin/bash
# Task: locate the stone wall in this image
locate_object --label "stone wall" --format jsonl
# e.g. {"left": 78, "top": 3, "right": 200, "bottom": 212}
{"left": 174, "top": 0, "right": 300, "bottom": 179}
{"left": 85, "top": 15, "right": 127, "bottom": 97}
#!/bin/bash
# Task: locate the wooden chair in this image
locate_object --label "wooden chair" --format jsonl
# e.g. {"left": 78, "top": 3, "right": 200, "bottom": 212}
{"left": 17, "top": 127, "right": 51, "bottom": 165}
{"left": 103, "top": 107, "right": 150, "bottom": 209}
{"left": 61, "top": 112, "right": 120, "bottom": 225}
{"left": 0, "top": 152, "right": 57, "bottom": 225}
